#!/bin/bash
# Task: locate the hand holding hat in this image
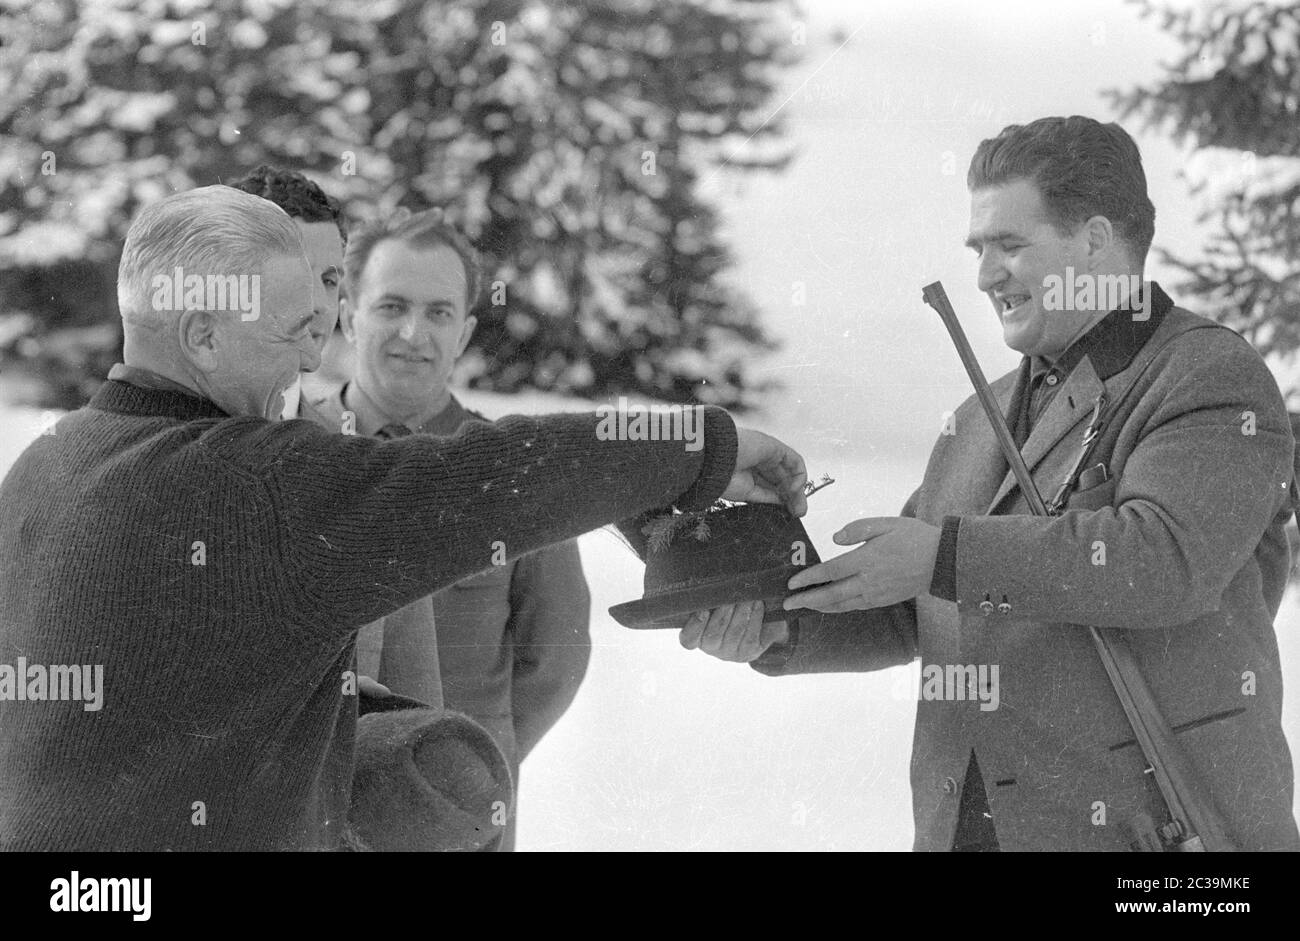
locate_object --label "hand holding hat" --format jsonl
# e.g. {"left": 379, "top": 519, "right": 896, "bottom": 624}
{"left": 680, "top": 600, "right": 789, "bottom": 662}
{"left": 784, "top": 516, "right": 942, "bottom": 613}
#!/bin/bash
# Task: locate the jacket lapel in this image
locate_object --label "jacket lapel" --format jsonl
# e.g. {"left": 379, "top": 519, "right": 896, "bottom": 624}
{"left": 985, "top": 356, "right": 1105, "bottom": 513}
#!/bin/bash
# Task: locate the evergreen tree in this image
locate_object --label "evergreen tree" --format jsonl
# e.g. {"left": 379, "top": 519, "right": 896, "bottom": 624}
{"left": 0, "top": 0, "right": 798, "bottom": 409}
{"left": 1107, "top": 0, "right": 1300, "bottom": 390}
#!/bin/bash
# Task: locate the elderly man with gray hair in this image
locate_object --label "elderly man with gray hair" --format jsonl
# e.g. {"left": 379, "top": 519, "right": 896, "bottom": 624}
{"left": 0, "top": 184, "right": 808, "bottom": 851}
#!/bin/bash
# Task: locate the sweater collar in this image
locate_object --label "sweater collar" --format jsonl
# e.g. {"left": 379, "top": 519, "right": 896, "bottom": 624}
{"left": 94, "top": 364, "right": 230, "bottom": 421}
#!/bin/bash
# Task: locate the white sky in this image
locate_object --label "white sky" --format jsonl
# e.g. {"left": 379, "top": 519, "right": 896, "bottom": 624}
{"left": 715, "top": 0, "right": 1222, "bottom": 468}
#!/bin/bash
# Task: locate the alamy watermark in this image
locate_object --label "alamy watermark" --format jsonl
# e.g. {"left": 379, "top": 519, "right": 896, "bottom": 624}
{"left": 150, "top": 265, "right": 261, "bottom": 321}
{"left": 595, "top": 396, "right": 704, "bottom": 452}
{"left": 915, "top": 662, "right": 1000, "bottom": 711}
{"left": 0, "top": 659, "right": 104, "bottom": 711}
{"left": 50, "top": 871, "right": 150, "bottom": 921}
{"left": 1042, "top": 267, "right": 1151, "bottom": 321}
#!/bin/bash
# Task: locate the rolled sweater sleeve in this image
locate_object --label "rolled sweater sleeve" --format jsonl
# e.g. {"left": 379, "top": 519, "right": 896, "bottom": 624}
{"left": 202, "top": 407, "right": 737, "bottom": 635}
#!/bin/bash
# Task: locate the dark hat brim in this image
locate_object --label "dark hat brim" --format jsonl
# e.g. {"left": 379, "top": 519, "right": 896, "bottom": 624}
{"left": 609, "top": 562, "right": 810, "bottom": 630}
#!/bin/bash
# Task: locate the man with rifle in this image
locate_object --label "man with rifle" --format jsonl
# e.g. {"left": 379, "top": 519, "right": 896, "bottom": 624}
{"left": 682, "top": 116, "right": 1300, "bottom": 852}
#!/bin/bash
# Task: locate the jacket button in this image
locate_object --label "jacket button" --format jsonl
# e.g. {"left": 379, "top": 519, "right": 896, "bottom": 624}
{"left": 978, "top": 599, "right": 994, "bottom": 616}
{"left": 997, "top": 595, "right": 1011, "bottom": 615}
{"left": 941, "top": 777, "right": 959, "bottom": 795}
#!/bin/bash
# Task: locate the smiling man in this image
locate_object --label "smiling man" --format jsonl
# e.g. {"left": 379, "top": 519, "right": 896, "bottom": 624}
{"left": 683, "top": 116, "right": 1300, "bottom": 852}
{"left": 226, "top": 168, "right": 443, "bottom": 710}
{"left": 0, "top": 186, "right": 809, "bottom": 851}
{"left": 307, "top": 209, "right": 592, "bottom": 850}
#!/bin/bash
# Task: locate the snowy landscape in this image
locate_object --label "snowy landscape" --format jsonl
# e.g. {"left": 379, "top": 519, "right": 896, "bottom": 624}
{"left": 4, "top": 0, "right": 1299, "bottom": 852}
{"left": 7, "top": 387, "right": 1293, "bottom": 852}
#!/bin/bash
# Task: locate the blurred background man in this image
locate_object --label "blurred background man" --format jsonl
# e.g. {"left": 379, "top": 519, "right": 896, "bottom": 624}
{"left": 227, "top": 166, "right": 443, "bottom": 708}
{"left": 226, "top": 165, "right": 347, "bottom": 421}
{"left": 308, "top": 208, "right": 591, "bottom": 850}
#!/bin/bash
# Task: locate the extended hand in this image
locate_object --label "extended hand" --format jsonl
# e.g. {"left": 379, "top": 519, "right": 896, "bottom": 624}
{"left": 679, "top": 601, "right": 789, "bottom": 662}
{"left": 783, "top": 517, "right": 941, "bottom": 613}
{"left": 725, "top": 428, "right": 808, "bottom": 517}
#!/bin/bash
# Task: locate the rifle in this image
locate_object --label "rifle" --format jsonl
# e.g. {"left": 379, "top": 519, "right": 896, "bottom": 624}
{"left": 921, "top": 281, "right": 1236, "bottom": 852}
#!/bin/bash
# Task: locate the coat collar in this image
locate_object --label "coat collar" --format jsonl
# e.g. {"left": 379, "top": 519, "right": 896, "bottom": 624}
{"left": 985, "top": 356, "right": 1104, "bottom": 512}
{"left": 982, "top": 282, "right": 1174, "bottom": 513}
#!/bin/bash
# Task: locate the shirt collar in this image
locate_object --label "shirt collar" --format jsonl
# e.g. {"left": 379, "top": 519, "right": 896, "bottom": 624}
{"left": 338, "top": 380, "right": 463, "bottom": 437}
{"left": 1030, "top": 280, "right": 1173, "bottom": 384}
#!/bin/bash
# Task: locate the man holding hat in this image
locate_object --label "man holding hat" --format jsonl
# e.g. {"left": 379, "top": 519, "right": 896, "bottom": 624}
{"left": 683, "top": 116, "right": 1299, "bottom": 852}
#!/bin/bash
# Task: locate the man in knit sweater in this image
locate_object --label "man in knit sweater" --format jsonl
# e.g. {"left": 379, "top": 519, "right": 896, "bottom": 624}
{"left": 0, "top": 185, "right": 808, "bottom": 851}
{"left": 225, "top": 166, "right": 443, "bottom": 709}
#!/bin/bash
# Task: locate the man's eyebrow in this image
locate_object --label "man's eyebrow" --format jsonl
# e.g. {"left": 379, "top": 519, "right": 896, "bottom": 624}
{"left": 964, "top": 230, "right": 1024, "bottom": 249}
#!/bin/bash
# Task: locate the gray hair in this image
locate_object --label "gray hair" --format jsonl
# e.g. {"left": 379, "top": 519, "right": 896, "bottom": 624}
{"left": 117, "top": 185, "right": 303, "bottom": 325}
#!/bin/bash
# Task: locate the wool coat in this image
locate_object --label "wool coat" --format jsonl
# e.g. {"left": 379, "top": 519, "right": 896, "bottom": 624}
{"left": 756, "top": 300, "right": 1300, "bottom": 852}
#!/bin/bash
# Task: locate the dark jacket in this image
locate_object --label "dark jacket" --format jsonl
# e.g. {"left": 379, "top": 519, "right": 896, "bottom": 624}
{"left": 308, "top": 390, "right": 592, "bottom": 850}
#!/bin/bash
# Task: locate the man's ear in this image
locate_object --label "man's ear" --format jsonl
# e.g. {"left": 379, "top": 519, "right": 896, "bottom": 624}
{"left": 177, "top": 309, "right": 219, "bottom": 372}
{"left": 1083, "top": 215, "right": 1116, "bottom": 269}
{"left": 456, "top": 314, "right": 478, "bottom": 358}
{"left": 338, "top": 296, "right": 357, "bottom": 344}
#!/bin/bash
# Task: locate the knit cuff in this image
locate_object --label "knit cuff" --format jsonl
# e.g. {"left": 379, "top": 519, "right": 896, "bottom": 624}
{"left": 928, "top": 516, "right": 961, "bottom": 601}
{"left": 672, "top": 406, "right": 738, "bottom": 512}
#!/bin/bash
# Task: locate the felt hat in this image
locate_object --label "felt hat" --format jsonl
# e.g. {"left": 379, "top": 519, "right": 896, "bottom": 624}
{"left": 349, "top": 705, "right": 514, "bottom": 852}
{"left": 610, "top": 502, "right": 821, "bottom": 629}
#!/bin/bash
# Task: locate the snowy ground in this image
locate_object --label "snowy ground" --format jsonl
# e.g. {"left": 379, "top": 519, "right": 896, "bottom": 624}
{"left": 3, "top": 397, "right": 1298, "bottom": 851}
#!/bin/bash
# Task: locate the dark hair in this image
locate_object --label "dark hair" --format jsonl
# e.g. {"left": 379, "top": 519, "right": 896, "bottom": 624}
{"left": 342, "top": 208, "right": 482, "bottom": 312}
{"left": 226, "top": 164, "right": 347, "bottom": 242}
{"left": 967, "top": 116, "right": 1155, "bottom": 263}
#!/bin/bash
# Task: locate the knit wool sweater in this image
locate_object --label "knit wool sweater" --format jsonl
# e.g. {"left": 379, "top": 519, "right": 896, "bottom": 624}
{"left": 0, "top": 379, "right": 735, "bottom": 850}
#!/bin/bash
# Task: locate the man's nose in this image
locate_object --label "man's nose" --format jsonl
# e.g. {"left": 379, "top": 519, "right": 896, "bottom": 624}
{"left": 977, "top": 249, "right": 1006, "bottom": 294}
{"left": 299, "top": 332, "right": 322, "bottom": 372}
{"left": 397, "top": 311, "right": 426, "bottom": 344}
{"left": 310, "top": 278, "right": 325, "bottom": 316}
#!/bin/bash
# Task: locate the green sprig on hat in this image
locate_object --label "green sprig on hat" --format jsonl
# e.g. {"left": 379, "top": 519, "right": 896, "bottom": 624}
{"left": 640, "top": 474, "right": 834, "bottom": 553}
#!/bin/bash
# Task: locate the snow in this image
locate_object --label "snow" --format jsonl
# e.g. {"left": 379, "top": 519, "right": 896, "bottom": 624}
{"left": 1, "top": 393, "right": 1299, "bottom": 850}
{"left": 1182, "top": 147, "right": 1300, "bottom": 205}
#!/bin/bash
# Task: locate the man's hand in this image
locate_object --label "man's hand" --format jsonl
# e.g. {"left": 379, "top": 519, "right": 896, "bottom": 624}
{"left": 679, "top": 601, "right": 789, "bottom": 662}
{"left": 784, "top": 517, "right": 941, "bottom": 613}
{"left": 726, "top": 428, "right": 808, "bottom": 517}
